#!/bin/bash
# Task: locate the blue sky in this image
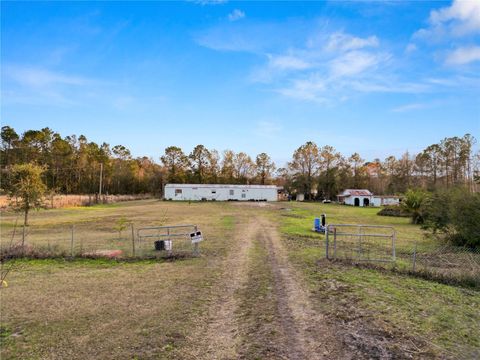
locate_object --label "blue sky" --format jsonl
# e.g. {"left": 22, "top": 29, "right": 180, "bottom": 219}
{"left": 1, "top": 0, "right": 479, "bottom": 165}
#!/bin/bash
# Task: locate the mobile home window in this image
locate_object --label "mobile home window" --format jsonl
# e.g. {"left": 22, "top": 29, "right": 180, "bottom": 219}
{"left": 241, "top": 193, "right": 246, "bottom": 198}
{"left": 211, "top": 190, "right": 216, "bottom": 194}
{"left": 175, "top": 189, "right": 182, "bottom": 194}
{"left": 229, "top": 190, "right": 234, "bottom": 195}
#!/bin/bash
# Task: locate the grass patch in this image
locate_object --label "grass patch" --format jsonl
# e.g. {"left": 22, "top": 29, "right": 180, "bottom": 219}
{"left": 0, "top": 200, "right": 240, "bottom": 359}
{"left": 221, "top": 215, "right": 235, "bottom": 230}
{"left": 277, "top": 204, "right": 480, "bottom": 357}
{"left": 317, "top": 263, "right": 480, "bottom": 356}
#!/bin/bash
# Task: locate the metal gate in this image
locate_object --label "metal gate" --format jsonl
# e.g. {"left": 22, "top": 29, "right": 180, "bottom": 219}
{"left": 136, "top": 224, "right": 202, "bottom": 255}
{"left": 325, "top": 224, "right": 396, "bottom": 262}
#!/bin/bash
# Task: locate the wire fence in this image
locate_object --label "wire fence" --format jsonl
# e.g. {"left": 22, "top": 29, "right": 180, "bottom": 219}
{"left": 395, "top": 244, "right": 480, "bottom": 286}
{"left": 0, "top": 221, "right": 203, "bottom": 261}
{"left": 326, "top": 224, "right": 480, "bottom": 287}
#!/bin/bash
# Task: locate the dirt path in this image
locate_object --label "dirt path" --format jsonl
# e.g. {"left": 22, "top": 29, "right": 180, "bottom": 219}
{"left": 185, "top": 212, "right": 348, "bottom": 359}
{"left": 250, "top": 217, "right": 348, "bottom": 360}
{"left": 184, "top": 215, "right": 259, "bottom": 359}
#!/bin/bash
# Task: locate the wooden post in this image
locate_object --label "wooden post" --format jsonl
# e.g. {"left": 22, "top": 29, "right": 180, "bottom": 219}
{"left": 70, "top": 225, "right": 74, "bottom": 257}
{"left": 131, "top": 223, "right": 135, "bottom": 257}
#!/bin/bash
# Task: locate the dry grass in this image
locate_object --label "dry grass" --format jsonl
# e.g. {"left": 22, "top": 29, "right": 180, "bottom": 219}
{"left": 0, "top": 194, "right": 152, "bottom": 210}
{"left": 0, "top": 201, "right": 238, "bottom": 359}
{"left": 0, "top": 199, "right": 235, "bottom": 257}
{"left": 1, "top": 200, "right": 479, "bottom": 359}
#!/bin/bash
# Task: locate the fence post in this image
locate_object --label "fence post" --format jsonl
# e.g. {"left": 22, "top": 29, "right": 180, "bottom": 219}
{"left": 22, "top": 224, "right": 26, "bottom": 247}
{"left": 193, "top": 225, "right": 199, "bottom": 256}
{"left": 70, "top": 225, "right": 75, "bottom": 257}
{"left": 333, "top": 227, "right": 337, "bottom": 259}
{"left": 392, "top": 230, "right": 396, "bottom": 262}
{"left": 80, "top": 234, "right": 83, "bottom": 256}
{"left": 193, "top": 225, "right": 200, "bottom": 256}
{"left": 325, "top": 226, "right": 329, "bottom": 260}
{"left": 131, "top": 223, "right": 136, "bottom": 257}
{"left": 21, "top": 224, "right": 27, "bottom": 256}
{"left": 412, "top": 242, "right": 417, "bottom": 272}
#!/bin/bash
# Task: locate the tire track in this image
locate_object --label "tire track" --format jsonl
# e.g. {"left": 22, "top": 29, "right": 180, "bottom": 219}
{"left": 184, "top": 216, "right": 259, "bottom": 359}
{"left": 257, "top": 217, "right": 349, "bottom": 360}
{"left": 184, "top": 213, "right": 349, "bottom": 359}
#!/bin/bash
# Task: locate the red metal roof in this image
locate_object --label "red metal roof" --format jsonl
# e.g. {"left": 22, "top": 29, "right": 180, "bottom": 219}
{"left": 342, "top": 189, "right": 373, "bottom": 196}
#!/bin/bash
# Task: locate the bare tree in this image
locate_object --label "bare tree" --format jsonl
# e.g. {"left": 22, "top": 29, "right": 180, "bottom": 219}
{"left": 255, "top": 153, "right": 276, "bottom": 185}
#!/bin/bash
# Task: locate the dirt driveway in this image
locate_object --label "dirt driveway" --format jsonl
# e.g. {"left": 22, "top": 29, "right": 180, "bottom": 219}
{"left": 183, "top": 211, "right": 349, "bottom": 359}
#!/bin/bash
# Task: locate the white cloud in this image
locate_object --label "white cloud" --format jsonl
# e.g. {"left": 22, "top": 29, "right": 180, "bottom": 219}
{"left": 197, "top": 20, "right": 470, "bottom": 105}
{"left": 268, "top": 54, "right": 311, "bottom": 70}
{"left": 276, "top": 75, "right": 328, "bottom": 103}
{"left": 1, "top": 64, "right": 142, "bottom": 109}
{"left": 349, "top": 80, "right": 430, "bottom": 94}
{"left": 445, "top": 46, "right": 480, "bottom": 65}
{"left": 191, "top": 0, "right": 228, "bottom": 5}
{"left": 195, "top": 22, "right": 278, "bottom": 52}
{"left": 325, "top": 32, "right": 379, "bottom": 52}
{"left": 415, "top": 0, "right": 480, "bottom": 40}
{"left": 392, "top": 103, "right": 429, "bottom": 112}
{"left": 5, "top": 65, "right": 92, "bottom": 88}
{"left": 430, "top": 0, "right": 480, "bottom": 35}
{"left": 263, "top": 32, "right": 395, "bottom": 102}
{"left": 228, "top": 9, "right": 245, "bottom": 22}
{"left": 405, "top": 43, "right": 417, "bottom": 53}
{"left": 250, "top": 53, "right": 312, "bottom": 83}
{"left": 329, "top": 51, "right": 384, "bottom": 77}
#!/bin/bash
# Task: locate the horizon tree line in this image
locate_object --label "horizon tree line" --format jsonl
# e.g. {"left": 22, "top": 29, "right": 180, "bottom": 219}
{"left": 1, "top": 125, "right": 478, "bottom": 198}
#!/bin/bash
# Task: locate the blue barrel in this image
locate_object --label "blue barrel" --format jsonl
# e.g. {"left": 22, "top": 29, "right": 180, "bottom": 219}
{"left": 314, "top": 218, "right": 320, "bottom": 230}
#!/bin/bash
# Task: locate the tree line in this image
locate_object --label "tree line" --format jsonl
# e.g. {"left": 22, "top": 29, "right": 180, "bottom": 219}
{"left": 1, "top": 126, "right": 478, "bottom": 198}
{"left": 279, "top": 134, "right": 478, "bottom": 200}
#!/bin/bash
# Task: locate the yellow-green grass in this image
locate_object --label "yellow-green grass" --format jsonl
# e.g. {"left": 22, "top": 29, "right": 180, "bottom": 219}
{"left": 0, "top": 201, "right": 243, "bottom": 359}
{"left": 2, "top": 201, "right": 479, "bottom": 359}
{"left": 276, "top": 203, "right": 480, "bottom": 357}
{"left": 1, "top": 200, "right": 237, "bottom": 257}
{"left": 278, "top": 202, "right": 436, "bottom": 252}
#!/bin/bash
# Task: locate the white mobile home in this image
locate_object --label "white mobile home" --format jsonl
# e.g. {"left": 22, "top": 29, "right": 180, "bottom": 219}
{"left": 164, "top": 184, "right": 279, "bottom": 201}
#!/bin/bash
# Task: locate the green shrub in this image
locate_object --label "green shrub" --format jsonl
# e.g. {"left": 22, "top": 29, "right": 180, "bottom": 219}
{"left": 377, "top": 205, "right": 410, "bottom": 217}
{"left": 401, "top": 189, "right": 430, "bottom": 224}
{"left": 422, "top": 188, "right": 480, "bottom": 248}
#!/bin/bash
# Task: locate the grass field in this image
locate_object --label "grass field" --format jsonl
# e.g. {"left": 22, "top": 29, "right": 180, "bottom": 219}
{"left": 278, "top": 202, "right": 432, "bottom": 250}
{"left": 1, "top": 200, "right": 479, "bottom": 359}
